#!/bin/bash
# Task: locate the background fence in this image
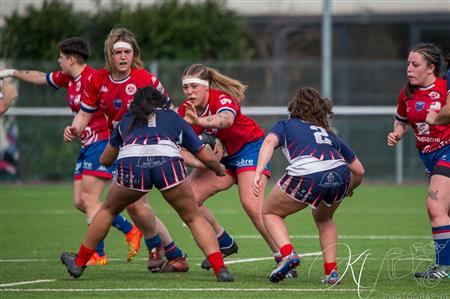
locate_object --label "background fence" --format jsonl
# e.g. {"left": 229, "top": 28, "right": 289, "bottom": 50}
{"left": 0, "top": 59, "right": 427, "bottom": 183}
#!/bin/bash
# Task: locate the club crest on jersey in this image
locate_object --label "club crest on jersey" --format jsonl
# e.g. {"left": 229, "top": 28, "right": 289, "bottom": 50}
{"left": 113, "top": 98, "right": 123, "bottom": 110}
{"left": 125, "top": 83, "right": 137, "bottom": 96}
{"left": 428, "top": 91, "right": 440, "bottom": 100}
{"left": 415, "top": 101, "right": 425, "bottom": 111}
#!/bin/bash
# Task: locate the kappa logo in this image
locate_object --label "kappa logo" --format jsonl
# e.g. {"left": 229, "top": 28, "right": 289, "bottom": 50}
{"left": 100, "top": 85, "right": 109, "bottom": 93}
{"left": 97, "top": 165, "right": 108, "bottom": 172}
{"left": 125, "top": 83, "right": 137, "bottom": 96}
{"left": 220, "top": 98, "right": 232, "bottom": 105}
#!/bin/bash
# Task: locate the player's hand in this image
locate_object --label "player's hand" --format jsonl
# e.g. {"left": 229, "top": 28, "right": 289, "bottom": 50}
{"left": 215, "top": 164, "right": 226, "bottom": 177}
{"left": 252, "top": 173, "right": 263, "bottom": 196}
{"left": 63, "top": 125, "right": 79, "bottom": 142}
{"left": 212, "top": 139, "right": 224, "bottom": 160}
{"left": 425, "top": 110, "right": 438, "bottom": 125}
{"left": 387, "top": 132, "right": 400, "bottom": 146}
{"left": 0, "top": 69, "right": 16, "bottom": 79}
{"left": 183, "top": 101, "right": 200, "bottom": 125}
{"left": 1, "top": 79, "right": 17, "bottom": 98}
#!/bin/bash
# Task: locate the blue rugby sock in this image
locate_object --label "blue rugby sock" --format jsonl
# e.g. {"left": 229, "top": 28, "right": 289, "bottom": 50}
{"left": 432, "top": 225, "right": 450, "bottom": 266}
{"left": 217, "top": 230, "right": 234, "bottom": 249}
{"left": 164, "top": 241, "right": 184, "bottom": 259}
{"left": 111, "top": 214, "right": 133, "bottom": 234}
{"left": 144, "top": 234, "right": 162, "bottom": 250}
{"left": 96, "top": 240, "right": 105, "bottom": 257}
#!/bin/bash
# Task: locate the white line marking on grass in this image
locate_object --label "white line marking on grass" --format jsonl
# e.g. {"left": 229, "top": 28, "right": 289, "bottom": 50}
{"left": 0, "top": 280, "right": 55, "bottom": 287}
{"left": 235, "top": 235, "right": 431, "bottom": 240}
{"left": 0, "top": 287, "right": 358, "bottom": 292}
{"left": 221, "top": 251, "right": 322, "bottom": 265}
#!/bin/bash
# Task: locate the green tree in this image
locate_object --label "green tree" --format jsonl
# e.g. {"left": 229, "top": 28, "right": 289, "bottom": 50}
{"left": 1, "top": 0, "right": 251, "bottom": 61}
{"left": 0, "top": 0, "right": 85, "bottom": 60}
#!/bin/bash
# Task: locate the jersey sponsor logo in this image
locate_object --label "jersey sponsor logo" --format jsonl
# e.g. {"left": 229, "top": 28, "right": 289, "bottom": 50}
{"left": 417, "top": 122, "right": 430, "bottom": 136}
{"left": 100, "top": 85, "right": 109, "bottom": 93}
{"left": 416, "top": 136, "right": 441, "bottom": 143}
{"left": 69, "top": 95, "right": 75, "bottom": 106}
{"left": 113, "top": 98, "right": 123, "bottom": 110}
{"left": 83, "top": 161, "right": 93, "bottom": 170}
{"left": 236, "top": 158, "right": 254, "bottom": 167}
{"left": 428, "top": 91, "right": 440, "bottom": 100}
{"left": 74, "top": 94, "right": 81, "bottom": 106}
{"left": 430, "top": 101, "right": 441, "bottom": 111}
{"left": 125, "top": 83, "right": 137, "bottom": 96}
{"left": 415, "top": 101, "right": 425, "bottom": 111}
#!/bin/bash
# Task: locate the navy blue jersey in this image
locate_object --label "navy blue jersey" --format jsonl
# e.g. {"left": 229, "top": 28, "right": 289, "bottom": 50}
{"left": 110, "top": 109, "right": 204, "bottom": 160}
{"left": 270, "top": 118, "right": 356, "bottom": 176}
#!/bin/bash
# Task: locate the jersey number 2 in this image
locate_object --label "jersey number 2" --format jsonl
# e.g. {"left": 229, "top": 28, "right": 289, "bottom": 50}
{"left": 310, "top": 126, "right": 332, "bottom": 145}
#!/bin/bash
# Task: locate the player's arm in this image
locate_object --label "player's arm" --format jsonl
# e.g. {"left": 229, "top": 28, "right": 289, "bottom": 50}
{"left": 63, "top": 110, "right": 93, "bottom": 142}
{"left": 181, "top": 148, "right": 207, "bottom": 169}
{"left": 0, "top": 80, "right": 18, "bottom": 116}
{"left": 193, "top": 146, "right": 225, "bottom": 176}
{"left": 184, "top": 101, "right": 234, "bottom": 129}
{"left": 347, "top": 157, "right": 365, "bottom": 197}
{"left": 0, "top": 69, "right": 47, "bottom": 85}
{"left": 99, "top": 143, "right": 119, "bottom": 167}
{"left": 387, "top": 120, "right": 409, "bottom": 147}
{"left": 426, "top": 93, "right": 450, "bottom": 125}
{"left": 252, "top": 133, "right": 278, "bottom": 196}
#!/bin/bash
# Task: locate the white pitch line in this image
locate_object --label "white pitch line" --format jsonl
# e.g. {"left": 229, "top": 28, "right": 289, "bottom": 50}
{"left": 235, "top": 235, "right": 431, "bottom": 240}
{"left": 220, "top": 251, "right": 322, "bottom": 265}
{"left": 0, "top": 287, "right": 358, "bottom": 292}
{"left": 0, "top": 279, "right": 55, "bottom": 287}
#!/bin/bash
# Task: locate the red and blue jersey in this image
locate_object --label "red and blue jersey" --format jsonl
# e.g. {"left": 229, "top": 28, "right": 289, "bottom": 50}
{"left": 395, "top": 77, "right": 450, "bottom": 154}
{"left": 178, "top": 89, "right": 265, "bottom": 156}
{"left": 46, "top": 65, "right": 109, "bottom": 147}
{"left": 269, "top": 118, "right": 356, "bottom": 176}
{"left": 80, "top": 68, "right": 167, "bottom": 128}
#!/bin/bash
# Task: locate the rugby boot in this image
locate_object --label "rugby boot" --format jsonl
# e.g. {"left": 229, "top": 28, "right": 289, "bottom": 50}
{"left": 60, "top": 252, "right": 85, "bottom": 278}
{"left": 126, "top": 224, "right": 142, "bottom": 262}
{"left": 201, "top": 241, "right": 238, "bottom": 270}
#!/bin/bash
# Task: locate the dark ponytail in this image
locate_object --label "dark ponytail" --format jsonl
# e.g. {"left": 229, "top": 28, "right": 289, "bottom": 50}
{"left": 128, "top": 86, "right": 170, "bottom": 131}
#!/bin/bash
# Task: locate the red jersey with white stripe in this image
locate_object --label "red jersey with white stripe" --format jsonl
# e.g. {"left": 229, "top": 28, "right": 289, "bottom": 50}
{"left": 80, "top": 68, "right": 167, "bottom": 127}
{"left": 395, "top": 77, "right": 450, "bottom": 153}
{"left": 178, "top": 89, "right": 265, "bottom": 156}
{"left": 46, "top": 65, "right": 109, "bottom": 147}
